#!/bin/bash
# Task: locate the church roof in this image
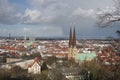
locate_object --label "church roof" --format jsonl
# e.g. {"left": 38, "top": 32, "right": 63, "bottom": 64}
{"left": 76, "top": 52, "right": 97, "bottom": 61}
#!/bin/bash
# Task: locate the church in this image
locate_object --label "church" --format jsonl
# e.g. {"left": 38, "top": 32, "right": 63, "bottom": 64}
{"left": 68, "top": 27, "right": 97, "bottom": 62}
{"left": 68, "top": 27, "right": 78, "bottom": 60}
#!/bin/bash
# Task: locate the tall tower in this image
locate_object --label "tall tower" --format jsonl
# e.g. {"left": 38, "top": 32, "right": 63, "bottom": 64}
{"left": 68, "top": 27, "right": 78, "bottom": 60}
{"left": 73, "top": 27, "right": 76, "bottom": 48}
{"left": 72, "top": 27, "right": 77, "bottom": 59}
{"left": 69, "top": 27, "right": 72, "bottom": 47}
{"left": 68, "top": 27, "right": 73, "bottom": 59}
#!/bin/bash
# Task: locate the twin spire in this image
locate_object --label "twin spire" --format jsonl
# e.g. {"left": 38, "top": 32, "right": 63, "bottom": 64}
{"left": 69, "top": 27, "right": 76, "bottom": 48}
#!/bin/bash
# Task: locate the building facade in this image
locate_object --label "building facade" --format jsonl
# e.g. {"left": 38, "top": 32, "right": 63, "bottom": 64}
{"left": 28, "top": 57, "right": 41, "bottom": 74}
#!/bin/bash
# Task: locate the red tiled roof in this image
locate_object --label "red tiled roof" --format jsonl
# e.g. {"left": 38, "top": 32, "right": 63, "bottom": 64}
{"left": 28, "top": 57, "right": 40, "bottom": 68}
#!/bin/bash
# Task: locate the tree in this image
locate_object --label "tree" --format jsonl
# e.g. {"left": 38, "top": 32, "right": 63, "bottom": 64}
{"left": 97, "top": 0, "right": 120, "bottom": 36}
{"left": 97, "top": 0, "right": 120, "bottom": 26}
{"left": 41, "top": 62, "right": 48, "bottom": 71}
{"left": 46, "top": 56, "right": 58, "bottom": 65}
{"left": 29, "top": 52, "right": 41, "bottom": 59}
{"left": 81, "top": 60, "right": 112, "bottom": 80}
{"left": 30, "top": 70, "right": 50, "bottom": 80}
{"left": 11, "top": 65, "right": 24, "bottom": 73}
{"left": 10, "top": 65, "right": 26, "bottom": 78}
{"left": 49, "top": 69, "right": 68, "bottom": 80}
{"left": 67, "top": 58, "right": 79, "bottom": 67}
{"left": 0, "top": 68, "right": 11, "bottom": 80}
{"left": 116, "top": 30, "right": 120, "bottom": 36}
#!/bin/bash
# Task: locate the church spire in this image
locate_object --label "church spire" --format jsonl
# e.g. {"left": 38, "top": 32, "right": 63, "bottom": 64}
{"left": 73, "top": 27, "right": 76, "bottom": 48}
{"left": 69, "top": 27, "right": 72, "bottom": 47}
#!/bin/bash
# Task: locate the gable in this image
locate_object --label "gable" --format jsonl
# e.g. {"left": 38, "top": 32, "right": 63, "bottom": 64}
{"left": 28, "top": 57, "right": 41, "bottom": 68}
{"left": 33, "top": 62, "right": 40, "bottom": 68}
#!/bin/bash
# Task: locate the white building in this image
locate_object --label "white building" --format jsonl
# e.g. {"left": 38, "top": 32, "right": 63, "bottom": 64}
{"left": 0, "top": 58, "right": 34, "bottom": 69}
{"left": 28, "top": 57, "right": 41, "bottom": 74}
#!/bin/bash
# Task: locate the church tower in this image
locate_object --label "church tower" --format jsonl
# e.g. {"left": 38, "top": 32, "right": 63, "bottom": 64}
{"left": 68, "top": 27, "right": 78, "bottom": 60}
{"left": 69, "top": 27, "right": 72, "bottom": 48}
{"left": 72, "top": 27, "right": 78, "bottom": 59}
{"left": 73, "top": 27, "right": 76, "bottom": 48}
{"left": 68, "top": 27, "right": 73, "bottom": 59}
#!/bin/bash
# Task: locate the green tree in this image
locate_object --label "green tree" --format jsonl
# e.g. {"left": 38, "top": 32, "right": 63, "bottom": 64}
{"left": 39, "top": 70, "right": 50, "bottom": 80}
{"left": 30, "top": 70, "right": 50, "bottom": 80}
{"left": 0, "top": 68, "right": 11, "bottom": 80}
{"left": 46, "top": 56, "right": 58, "bottom": 65}
{"left": 29, "top": 52, "right": 41, "bottom": 59}
{"left": 41, "top": 62, "right": 48, "bottom": 71}
{"left": 66, "top": 58, "right": 79, "bottom": 67}
{"left": 10, "top": 65, "right": 26, "bottom": 77}
{"left": 81, "top": 60, "right": 110, "bottom": 80}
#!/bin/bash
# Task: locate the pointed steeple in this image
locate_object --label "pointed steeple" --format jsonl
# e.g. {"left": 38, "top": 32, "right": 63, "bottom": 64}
{"left": 69, "top": 27, "right": 72, "bottom": 47}
{"left": 73, "top": 27, "right": 76, "bottom": 48}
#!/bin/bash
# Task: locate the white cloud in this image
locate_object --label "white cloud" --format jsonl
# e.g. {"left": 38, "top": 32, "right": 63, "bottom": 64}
{"left": 96, "top": 7, "right": 116, "bottom": 15}
{"left": 25, "top": 9, "right": 41, "bottom": 20}
{"left": 23, "top": 8, "right": 57, "bottom": 24}
{"left": 0, "top": 0, "right": 117, "bottom": 38}
{"left": 23, "top": 9, "right": 41, "bottom": 23}
{"left": 72, "top": 8, "right": 95, "bottom": 18}
{"left": 25, "top": 0, "right": 68, "bottom": 24}
{"left": 23, "top": 0, "right": 70, "bottom": 24}
{"left": 0, "top": 0, "right": 114, "bottom": 25}
{"left": 5, "top": 0, "right": 112, "bottom": 25}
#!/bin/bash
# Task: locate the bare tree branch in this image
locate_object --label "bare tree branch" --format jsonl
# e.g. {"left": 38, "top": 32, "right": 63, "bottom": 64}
{"left": 116, "top": 30, "right": 120, "bottom": 36}
{"left": 97, "top": 0, "right": 120, "bottom": 27}
{"left": 96, "top": 0, "right": 120, "bottom": 36}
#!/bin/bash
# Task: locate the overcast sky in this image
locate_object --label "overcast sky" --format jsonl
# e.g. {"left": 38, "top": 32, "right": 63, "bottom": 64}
{"left": 0, "top": 0, "right": 119, "bottom": 39}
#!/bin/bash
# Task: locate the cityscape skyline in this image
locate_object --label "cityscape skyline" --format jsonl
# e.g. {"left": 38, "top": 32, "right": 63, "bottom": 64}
{"left": 0, "top": 0, "right": 119, "bottom": 39}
